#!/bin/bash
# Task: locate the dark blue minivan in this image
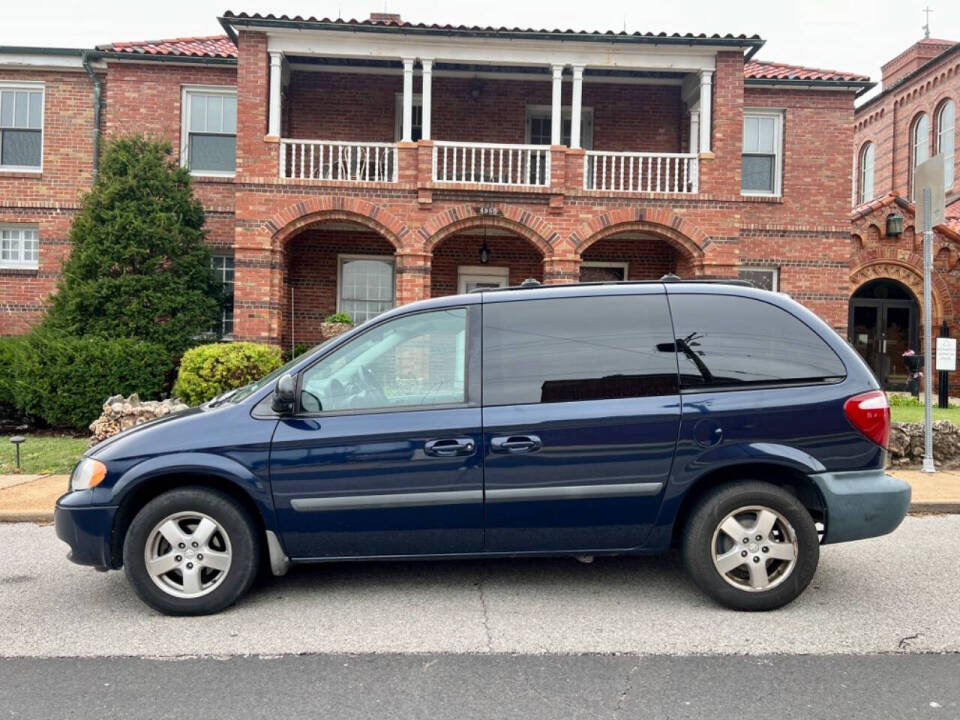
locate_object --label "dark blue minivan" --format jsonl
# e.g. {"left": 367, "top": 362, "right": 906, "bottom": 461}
{"left": 55, "top": 280, "right": 911, "bottom": 615}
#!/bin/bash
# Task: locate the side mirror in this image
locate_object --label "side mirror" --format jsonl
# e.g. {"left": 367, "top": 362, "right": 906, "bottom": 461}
{"left": 271, "top": 373, "right": 297, "bottom": 414}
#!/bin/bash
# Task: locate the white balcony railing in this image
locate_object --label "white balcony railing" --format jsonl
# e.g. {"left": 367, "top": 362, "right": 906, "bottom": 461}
{"left": 584, "top": 151, "right": 698, "bottom": 193}
{"left": 280, "top": 139, "right": 398, "bottom": 182}
{"left": 432, "top": 141, "right": 551, "bottom": 187}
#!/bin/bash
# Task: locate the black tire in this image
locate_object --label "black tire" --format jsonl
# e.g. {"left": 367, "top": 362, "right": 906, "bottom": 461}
{"left": 123, "top": 487, "right": 261, "bottom": 616}
{"left": 682, "top": 481, "right": 819, "bottom": 611}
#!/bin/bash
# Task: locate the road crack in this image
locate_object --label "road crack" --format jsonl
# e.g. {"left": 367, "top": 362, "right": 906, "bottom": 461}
{"left": 898, "top": 633, "right": 921, "bottom": 651}
{"left": 614, "top": 664, "right": 639, "bottom": 715}
{"left": 476, "top": 573, "right": 493, "bottom": 652}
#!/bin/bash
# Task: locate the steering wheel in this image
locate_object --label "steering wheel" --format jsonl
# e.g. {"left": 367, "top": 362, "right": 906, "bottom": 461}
{"left": 352, "top": 366, "right": 387, "bottom": 405}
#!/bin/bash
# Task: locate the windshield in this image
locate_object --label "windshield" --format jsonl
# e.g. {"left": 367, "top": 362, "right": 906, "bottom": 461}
{"left": 228, "top": 339, "right": 335, "bottom": 403}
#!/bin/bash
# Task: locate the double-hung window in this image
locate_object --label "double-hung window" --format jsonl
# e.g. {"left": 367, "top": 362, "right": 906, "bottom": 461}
{"left": 742, "top": 110, "right": 783, "bottom": 196}
{"left": 858, "top": 142, "right": 875, "bottom": 204}
{"left": 338, "top": 255, "right": 395, "bottom": 324}
{"left": 0, "top": 83, "right": 43, "bottom": 170}
{"left": 0, "top": 225, "right": 39, "bottom": 270}
{"left": 393, "top": 94, "right": 423, "bottom": 141}
{"left": 182, "top": 87, "right": 237, "bottom": 176}
{"left": 938, "top": 100, "right": 955, "bottom": 189}
{"left": 911, "top": 113, "right": 930, "bottom": 200}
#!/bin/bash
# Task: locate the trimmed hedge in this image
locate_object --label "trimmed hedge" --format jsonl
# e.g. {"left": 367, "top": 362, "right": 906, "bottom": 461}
{"left": 7, "top": 331, "right": 171, "bottom": 430}
{"left": 0, "top": 337, "right": 24, "bottom": 412}
{"left": 174, "top": 342, "right": 283, "bottom": 406}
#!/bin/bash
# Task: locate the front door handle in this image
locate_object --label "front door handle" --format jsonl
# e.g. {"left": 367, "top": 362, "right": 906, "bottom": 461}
{"left": 491, "top": 435, "right": 542, "bottom": 454}
{"left": 424, "top": 437, "right": 476, "bottom": 457}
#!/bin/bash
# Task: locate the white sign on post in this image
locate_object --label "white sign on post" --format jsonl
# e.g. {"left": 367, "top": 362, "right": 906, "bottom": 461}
{"left": 916, "top": 154, "right": 946, "bottom": 231}
{"left": 936, "top": 337, "right": 957, "bottom": 372}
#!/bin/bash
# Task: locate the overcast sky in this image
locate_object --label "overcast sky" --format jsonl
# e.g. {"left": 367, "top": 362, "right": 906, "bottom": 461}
{"left": 4, "top": 0, "right": 959, "bottom": 102}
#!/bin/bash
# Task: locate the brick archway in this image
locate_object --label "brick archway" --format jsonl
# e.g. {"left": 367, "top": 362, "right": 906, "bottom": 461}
{"left": 420, "top": 204, "right": 559, "bottom": 258}
{"left": 849, "top": 257, "right": 952, "bottom": 327}
{"left": 570, "top": 209, "right": 707, "bottom": 269}
{"left": 265, "top": 196, "right": 410, "bottom": 250}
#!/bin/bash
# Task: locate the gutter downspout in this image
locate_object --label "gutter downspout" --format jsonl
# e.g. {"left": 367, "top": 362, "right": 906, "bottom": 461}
{"left": 82, "top": 51, "right": 102, "bottom": 180}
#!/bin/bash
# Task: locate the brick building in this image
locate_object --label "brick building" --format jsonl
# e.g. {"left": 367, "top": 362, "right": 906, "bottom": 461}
{"left": 852, "top": 36, "right": 960, "bottom": 389}
{"left": 1, "top": 11, "right": 873, "bottom": 351}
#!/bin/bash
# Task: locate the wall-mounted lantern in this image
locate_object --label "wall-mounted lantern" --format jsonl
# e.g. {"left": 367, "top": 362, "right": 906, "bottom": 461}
{"left": 886, "top": 213, "right": 904, "bottom": 238}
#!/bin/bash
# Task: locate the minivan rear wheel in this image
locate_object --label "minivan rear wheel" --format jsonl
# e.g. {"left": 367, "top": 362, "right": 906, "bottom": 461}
{"left": 682, "top": 481, "right": 819, "bottom": 611}
{"left": 123, "top": 487, "right": 260, "bottom": 616}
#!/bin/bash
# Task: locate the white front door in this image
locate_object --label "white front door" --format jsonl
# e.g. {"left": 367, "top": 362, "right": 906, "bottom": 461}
{"left": 458, "top": 265, "right": 509, "bottom": 294}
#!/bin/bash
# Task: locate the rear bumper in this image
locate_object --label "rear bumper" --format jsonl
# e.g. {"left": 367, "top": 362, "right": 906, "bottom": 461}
{"left": 54, "top": 493, "right": 117, "bottom": 570}
{"left": 810, "top": 469, "right": 911, "bottom": 544}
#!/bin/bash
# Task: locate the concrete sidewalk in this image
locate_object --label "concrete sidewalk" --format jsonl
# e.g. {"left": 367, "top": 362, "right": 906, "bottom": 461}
{"left": 0, "top": 469, "right": 957, "bottom": 523}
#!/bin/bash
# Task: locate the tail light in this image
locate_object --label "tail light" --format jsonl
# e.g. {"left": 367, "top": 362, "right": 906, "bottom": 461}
{"left": 844, "top": 390, "right": 890, "bottom": 448}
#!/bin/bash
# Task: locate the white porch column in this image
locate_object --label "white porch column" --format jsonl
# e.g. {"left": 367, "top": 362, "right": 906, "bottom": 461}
{"left": 268, "top": 51, "right": 283, "bottom": 137}
{"left": 689, "top": 107, "right": 700, "bottom": 153}
{"left": 551, "top": 64, "right": 564, "bottom": 145}
{"left": 401, "top": 57, "right": 415, "bottom": 142}
{"left": 698, "top": 70, "right": 713, "bottom": 154}
{"left": 570, "top": 65, "right": 584, "bottom": 149}
{"left": 420, "top": 59, "right": 433, "bottom": 140}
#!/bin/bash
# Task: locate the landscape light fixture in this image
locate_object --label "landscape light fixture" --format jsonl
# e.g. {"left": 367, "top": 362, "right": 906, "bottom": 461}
{"left": 10, "top": 435, "right": 25, "bottom": 470}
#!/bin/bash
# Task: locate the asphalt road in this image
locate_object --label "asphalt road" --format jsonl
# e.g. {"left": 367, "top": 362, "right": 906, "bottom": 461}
{"left": 1, "top": 654, "right": 958, "bottom": 719}
{"left": 1, "top": 515, "right": 959, "bottom": 657}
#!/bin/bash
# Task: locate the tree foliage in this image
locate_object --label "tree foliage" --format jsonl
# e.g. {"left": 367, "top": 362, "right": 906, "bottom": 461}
{"left": 43, "top": 135, "right": 223, "bottom": 355}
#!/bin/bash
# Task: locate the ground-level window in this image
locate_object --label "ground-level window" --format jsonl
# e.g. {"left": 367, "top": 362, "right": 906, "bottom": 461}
{"left": 211, "top": 254, "right": 235, "bottom": 336}
{"left": 580, "top": 261, "right": 628, "bottom": 283}
{"left": 182, "top": 87, "right": 237, "bottom": 176}
{"left": 738, "top": 266, "right": 779, "bottom": 292}
{"left": 0, "top": 225, "right": 39, "bottom": 269}
{"left": 338, "top": 255, "right": 395, "bottom": 324}
{"left": 742, "top": 110, "right": 783, "bottom": 196}
{"left": 457, "top": 265, "right": 509, "bottom": 293}
{"left": 0, "top": 83, "right": 43, "bottom": 170}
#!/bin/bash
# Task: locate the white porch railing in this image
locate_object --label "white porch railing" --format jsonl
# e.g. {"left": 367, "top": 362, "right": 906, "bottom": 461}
{"left": 432, "top": 141, "right": 551, "bottom": 187}
{"left": 584, "top": 151, "right": 698, "bottom": 193}
{"left": 280, "top": 139, "right": 398, "bottom": 182}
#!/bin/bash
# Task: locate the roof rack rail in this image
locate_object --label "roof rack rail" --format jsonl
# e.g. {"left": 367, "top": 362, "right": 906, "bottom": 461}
{"left": 468, "top": 277, "right": 754, "bottom": 293}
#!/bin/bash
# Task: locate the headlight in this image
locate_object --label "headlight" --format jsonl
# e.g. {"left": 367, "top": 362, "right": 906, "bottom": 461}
{"left": 70, "top": 458, "right": 107, "bottom": 491}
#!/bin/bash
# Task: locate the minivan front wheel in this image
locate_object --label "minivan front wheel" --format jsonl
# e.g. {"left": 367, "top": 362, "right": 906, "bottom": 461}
{"left": 123, "top": 487, "right": 260, "bottom": 615}
{"left": 682, "top": 481, "right": 819, "bottom": 611}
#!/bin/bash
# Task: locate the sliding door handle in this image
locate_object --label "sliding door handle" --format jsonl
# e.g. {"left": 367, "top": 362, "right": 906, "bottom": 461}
{"left": 491, "top": 435, "right": 542, "bottom": 454}
{"left": 424, "top": 438, "right": 476, "bottom": 457}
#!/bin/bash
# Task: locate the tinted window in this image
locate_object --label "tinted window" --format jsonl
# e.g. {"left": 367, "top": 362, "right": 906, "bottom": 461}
{"left": 483, "top": 295, "right": 678, "bottom": 406}
{"left": 668, "top": 294, "right": 845, "bottom": 387}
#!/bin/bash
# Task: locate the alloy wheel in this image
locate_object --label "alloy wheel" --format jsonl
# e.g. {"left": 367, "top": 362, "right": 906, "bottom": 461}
{"left": 143, "top": 511, "right": 233, "bottom": 599}
{"left": 710, "top": 505, "right": 799, "bottom": 592}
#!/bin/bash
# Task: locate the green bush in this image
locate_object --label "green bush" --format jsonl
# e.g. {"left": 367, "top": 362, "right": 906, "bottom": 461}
{"left": 324, "top": 312, "right": 354, "bottom": 324}
{"left": 0, "top": 337, "right": 25, "bottom": 411}
{"left": 8, "top": 331, "right": 171, "bottom": 430}
{"left": 174, "top": 342, "right": 283, "bottom": 406}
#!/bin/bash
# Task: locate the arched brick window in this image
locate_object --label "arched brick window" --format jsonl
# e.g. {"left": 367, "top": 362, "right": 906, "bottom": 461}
{"left": 858, "top": 141, "right": 875, "bottom": 204}
{"left": 911, "top": 113, "right": 930, "bottom": 200}
{"left": 937, "top": 100, "right": 955, "bottom": 189}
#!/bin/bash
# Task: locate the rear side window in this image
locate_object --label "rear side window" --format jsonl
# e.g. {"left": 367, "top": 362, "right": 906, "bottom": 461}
{"left": 483, "top": 294, "right": 678, "bottom": 406}
{"left": 668, "top": 294, "right": 845, "bottom": 388}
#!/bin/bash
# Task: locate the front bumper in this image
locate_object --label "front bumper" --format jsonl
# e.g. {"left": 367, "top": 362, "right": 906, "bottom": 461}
{"left": 810, "top": 469, "right": 911, "bottom": 544}
{"left": 54, "top": 492, "right": 117, "bottom": 570}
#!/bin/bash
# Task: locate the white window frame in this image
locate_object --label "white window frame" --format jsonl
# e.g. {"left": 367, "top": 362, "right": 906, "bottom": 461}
{"left": 524, "top": 104, "right": 594, "bottom": 148}
{"left": 738, "top": 266, "right": 780, "bottom": 292}
{"left": 911, "top": 112, "right": 930, "bottom": 200}
{"left": 393, "top": 93, "right": 423, "bottom": 142}
{"left": 211, "top": 253, "right": 235, "bottom": 338}
{"left": 0, "top": 224, "right": 39, "bottom": 270}
{"left": 937, "top": 100, "right": 955, "bottom": 190}
{"left": 457, "top": 265, "right": 509, "bottom": 293}
{"left": 337, "top": 253, "right": 396, "bottom": 321}
{"left": 180, "top": 85, "right": 237, "bottom": 178}
{"left": 580, "top": 260, "right": 629, "bottom": 281}
{"left": 0, "top": 81, "right": 44, "bottom": 173}
{"left": 741, "top": 109, "right": 784, "bottom": 198}
{"left": 859, "top": 141, "right": 875, "bottom": 204}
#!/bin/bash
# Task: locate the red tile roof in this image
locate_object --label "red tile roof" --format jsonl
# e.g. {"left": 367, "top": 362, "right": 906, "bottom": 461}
{"left": 97, "top": 36, "right": 237, "bottom": 58}
{"left": 852, "top": 192, "right": 960, "bottom": 242}
{"left": 745, "top": 60, "right": 870, "bottom": 83}
{"left": 220, "top": 12, "right": 763, "bottom": 41}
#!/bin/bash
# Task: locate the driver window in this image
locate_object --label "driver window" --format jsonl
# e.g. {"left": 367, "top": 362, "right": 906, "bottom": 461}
{"left": 299, "top": 307, "right": 467, "bottom": 413}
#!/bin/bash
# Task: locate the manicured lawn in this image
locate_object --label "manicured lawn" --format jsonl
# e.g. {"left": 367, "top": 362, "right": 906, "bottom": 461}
{"left": 0, "top": 434, "right": 88, "bottom": 475}
{"left": 890, "top": 404, "right": 960, "bottom": 425}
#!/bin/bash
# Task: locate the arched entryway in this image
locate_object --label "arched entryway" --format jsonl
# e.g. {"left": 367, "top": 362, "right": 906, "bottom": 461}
{"left": 579, "top": 230, "right": 697, "bottom": 281}
{"left": 849, "top": 278, "right": 920, "bottom": 390}
{"left": 283, "top": 220, "right": 397, "bottom": 348}
{"left": 429, "top": 228, "right": 546, "bottom": 296}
